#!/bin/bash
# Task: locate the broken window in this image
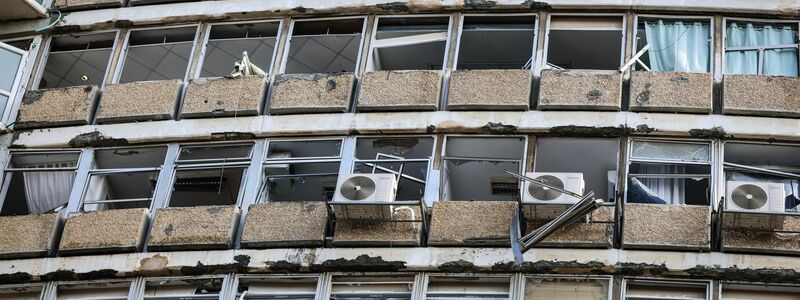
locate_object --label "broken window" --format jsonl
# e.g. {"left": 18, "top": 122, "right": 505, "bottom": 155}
{"left": 546, "top": 16, "right": 624, "bottom": 70}
{"left": 329, "top": 275, "right": 414, "bottom": 299}
{"left": 724, "top": 142, "right": 800, "bottom": 213}
{"left": 1, "top": 151, "right": 80, "bottom": 216}
{"left": 721, "top": 283, "right": 800, "bottom": 300}
{"left": 199, "top": 21, "right": 280, "bottom": 78}
{"left": 167, "top": 143, "right": 253, "bottom": 207}
{"left": 457, "top": 15, "right": 536, "bottom": 70}
{"left": 534, "top": 138, "right": 620, "bottom": 202}
{"left": 441, "top": 136, "right": 525, "bottom": 201}
{"left": 626, "top": 140, "right": 712, "bottom": 205}
{"left": 55, "top": 281, "right": 131, "bottom": 300}
{"left": 283, "top": 18, "right": 365, "bottom": 74}
{"left": 425, "top": 275, "right": 511, "bottom": 299}
{"left": 81, "top": 147, "right": 167, "bottom": 212}
{"left": 367, "top": 16, "right": 450, "bottom": 71}
{"left": 623, "top": 280, "right": 709, "bottom": 300}
{"left": 525, "top": 276, "right": 610, "bottom": 300}
{"left": 261, "top": 139, "right": 343, "bottom": 202}
{"left": 143, "top": 277, "right": 223, "bottom": 299}
{"left": 724, "top": 19, "right": 799, "bottom": 76}
{"left": 236, "top": 275, "right": 319, "bottom": 299}
{"left": 634, "top": 17, "right": 711, "bottom": 72}
{"left": 0, "top": 284, "right": 43, "bottom": 300}
{"left": 0, "top": 40, "right": 28, "bottom": 120}
{"left": 118, "top": 26, "right": 198, "bottom": 83}
{"left": 352, "top": 136, "right": 433, "bottom": 201}
{"left": 38, "top": 32, "right": 116, "bottom": 89}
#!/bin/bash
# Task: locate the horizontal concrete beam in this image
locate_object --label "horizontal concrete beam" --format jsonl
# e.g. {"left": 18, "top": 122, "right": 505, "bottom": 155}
{"left": 9, "top": 111, "right": 800, "bottom": 148}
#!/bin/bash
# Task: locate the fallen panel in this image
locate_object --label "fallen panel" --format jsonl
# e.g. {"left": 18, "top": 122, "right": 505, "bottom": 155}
{"left": 538, "top": 69, "right": 622, "bottom": 111}
{"left": 182, "top": 76, "right": 266, "bottom": 118}
{"left": 333, "top": 206, "right": 421, "bottom": 247}
{"left": 97, "top": 80, "right": 181, "bottom": 124}
{"left": 0, "top": 214, "right": 59, "bottom": 259}
{"left": 148, "top": 205, "right": 239, "bottom": 251}
{"left": 623, "top": 203, "right": 710, "bottom": 251}
{"left": 269, "top": 73, "right": 354, "bottom": 114}
{"left": 722, "top": 215, "right": 800, "bottom": 256}
{"left": 447, "top": 69, "right": 531, "bottom": 110}
{"left": 240, "top": 202, "right": 327, "bottom": 248}
{"left": 59, "top": 208, "right": 149, "bottom": 255}
{"left": 524, "top": 205, "right": 614, "bottom": 248}
{"left": 16, "top": 86, "right": 97, "bottom": 129}
{"left": 723, "top": 74, "right": 800, "bottom": 117}
{"left": 428, "top": 201, "right": 517, "bottom": 246}
{"left": 358, "top": 70, "right": 441, "bottom": 111}
{"left": 52, "top": 0, "right": 125, "bottom": 11}
{"left": 629, "top": 71, "right": 712, "bottom": 113}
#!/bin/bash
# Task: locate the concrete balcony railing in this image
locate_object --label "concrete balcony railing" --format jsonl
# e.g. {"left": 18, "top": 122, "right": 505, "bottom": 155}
{"left": 52, "top": 0, "right": 125, "bottom": 11}
{"left": 629, "top": 71, "right": 713, "bottom": 114}
{"left": 147, "top": 205, "right": 240, "bottom": 251}
{"left": 182, "top": 76, "right": 267, "bottom": 118}
{"left": 538, "top": 69, "right": 622, "bottom": 111}
{"left": 447, "top": 69, "right": 531, "bottom": 110}
{"left": 0, "top": 213, "right": 60, "bottom": 259}
{"left": 240, "top": 201, "right": 327, "bottom": 248}
{"left": 721, "top": 214, "right": 800, "bottom": 256}
{"left": 525, "top": 205, "right": 614, "bottom": 248}
{"left": 333, "top": 206, "right": 422, "bottom": 247}
{"left": 58, "top": 208, "right": 149, "bottom": 255}
{"left": 97, "top": 80, "right": 182, "bottom": 124}
{"left": 16, "top": 86, "right": 97, "bottom": 129}
{"left": 723, "top": 74, "right": 800, "bottom": 117}
{"left": 269, "top": 73, "right": 355, "bottom": 114}
{"left": 428, "top": 201, "right": 517, "bottom": 247}
{"left": 357, "top": 70, "right": 441, "bottom": 111}
{"left": 622, "top": 203, "right": 711, "bottom": 251}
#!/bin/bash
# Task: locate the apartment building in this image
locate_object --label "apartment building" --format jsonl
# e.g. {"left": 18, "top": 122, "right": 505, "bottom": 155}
{"left": 1, "top": 0, "right": 800, "bottom": 299}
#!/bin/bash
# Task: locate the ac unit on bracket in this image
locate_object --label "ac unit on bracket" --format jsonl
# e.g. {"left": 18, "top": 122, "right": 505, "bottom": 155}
{"left": 332, "top": 173, "right": 398, "bottom": 220}
{"left": 522, "top": 172, "right": 585, "bottom": 220}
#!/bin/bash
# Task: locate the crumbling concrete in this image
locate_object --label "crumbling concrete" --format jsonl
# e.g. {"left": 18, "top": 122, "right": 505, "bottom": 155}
{"left": 240, "top": 202, "right": 327, "bottom": 248}
{"left": 59, "top": 208, "right": 149, "bottom": 255}
{"left": 428, "top": 201, "right": 517, "bottom": 246}
{"left": 358, "top": 70, "right": 441, "bottom": 111}
{"left": 269, "top": 73, "right": 354, "bottom": 114}
{"left": 333, "top": 206, "right": 421, "bottom": 246}
{"left": 722, "top": 215, "right": 800, "bottom": 256}
{"left": 52, "top": 0, "right": 125, "bottom": 11}
{"left": 0, "top": 214, "right": 59, "bottom": 259}
{"left": 447, "top": 69, "right": 531, "bottom": 110}
{"left": 130, "top": 0, "right": 198, "bottom": 6}
{"left": 148, "top": 205, "right": 239, "bottom": 251}
{"left": 524, "top": 206, "right": 614, "bottom": 248}
{"left": 629, "top": 71, "right": 713, "bottom": 113}
{"left": 97, "top": 80, "right": 181, "bottom": 123}
{"left": 723, "top": 74, "right": 800, "bottom": 117}
{"left": 538, "top": 69, "right": 622, "bottom": 111}
{"left": 182, "top": 76, "right": 266, "bottom": 118}
{"left": 16, "top": 86, "right": 97, "bottom": 129}
{"left": 623, "top": 203, "right": 710, "bottom": 251}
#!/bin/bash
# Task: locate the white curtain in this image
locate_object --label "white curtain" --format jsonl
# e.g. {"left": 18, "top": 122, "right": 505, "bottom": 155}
{"left": 640, "top": 165, "right": 686, "bottom": 205}
{"left": 726, "top": 22, "right": 798, "bottom": 76}
{"left": 644, "top": 20, "right": 710, "bottom": 72}
{"left": 83, "top": 175, "right": 111, "bottom": 212}
{"left": 22, "top": 171, "right": 75, "bottom": 214}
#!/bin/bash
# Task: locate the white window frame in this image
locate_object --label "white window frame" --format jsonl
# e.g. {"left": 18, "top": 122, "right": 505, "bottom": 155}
{"left": 0, "top": 37, "right": 38, "bottom": 126}
{"left": 278, "top": 16, "right": 369, "bottom": 76}
{"left": 453, "top": 13, "right": 539, "bottom": 72}
{"left": 0, "top": 150, "right": 82, "bottom": 216}
{"left": 0, "top": 282, "right": 46, "bottom": 300}
{"left": 722, "top": 17, "right": 800, "bottom": 76}
{"left": 233, "top": 274, "right": 322, "bottom": 299}
{"left": 719, "top": 281, "right": 800, "bottom": 299}
{"left": 631, "top": 14, "right": 714, "bottom": 73}
{"left": 521, "top": 275, "right": 613, "bottom": 300}
{"left": 31, "top": 30, "right": 120, "bottom": 91}
{"left": 112, "top": 24, "right": 202, "bottom": 84}
{"left": 540, "top": 13, "right": 627, "bottom": 75}
{"left": 192, "top": 19, "right": 284, "bottom": 80}
{"left": 137, "top": 275, "right": 229, "bottom": 300}
{"left": 260, "top": 137, "right": 346, "bottom": 203}
{"left": 351, "top": 135, "right": 436, "bottom": 203}
{"left": 423, "top": 273, "right": 514, "bottom": 300}
{"left": 365, "top": 14, "right": 453, "bottom": 73}
{"left": 620, "top": 278, "right": 712, "bottom": 300}
{"left": 49, "top": 279, "right": 135, "bottom": 300}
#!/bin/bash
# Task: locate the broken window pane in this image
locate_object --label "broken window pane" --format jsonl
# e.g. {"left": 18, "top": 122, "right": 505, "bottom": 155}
{"left": 369, "top": 17, "right": 449, "bottom": 71}
{"left": 331, "top": 275, "right": 414, "bottom": 300}
{"left": 284, "top": 18, "right": 364, "bottom": 74}
{"left": 39, "top": 32, "right": 116, "bottom": 89}
{"left": 4, "top": 39, "right": 33, "bottom": 52}
{"left": 547, "top": 16, "right": 623, "bottom": 70}
{"left": 236, "top": 276, "right": 318, "bottom": 299}
{"left": 458, "top": 15, "right": 536, "bottom": 69}
{"left": 535, "top": 138, "right": 619, "bottom": 202}
{"left": 525, "top": 277, "right": 609, "bottom": 300}
{"left": 627, "top": 162, "right": 710, "bottom": 205}
{"left": 168, "top": 167, "right": 246, "bottom": 207}
{"left": 630, "top": 140, "right": 710, "bottom": 163}
{"left": 724, "top": 142, "right": 800, "bottom": 212}
{"left": 178, "top": 143, "right": 253, "bottom": 162}
{"left": 636, "top": 18, "right": 711, "bottom": 72}
{"left": 353, "top": 137, "right": 433, "bottom": 201}
{"left": 200, "top": 22, "right": 279, "bottom": 78}
{"left": 426, "top": 276, "right": 510, "bottom": 300}
{"left": 119, "top": 26, "right": 197, "bottom": 83}
{"left": 442, "top": 137, "right": 525, "bottom": 201}
{"left": 1, "top": 152, "right": 80, "bottom": 216}
{"left": 263, "top": 162, "right": 339, "bottom": 202}
{"left": 624, "top": 281, "right": 707, "bottom": 300}
{"left": 144, "top": 277, "right": 223, "bottom": 299}
{"left": 82, "top": 147, "right": 167, "bottom": 212}
{"left": 0, "top": 285, "right": 42, "bottom": 300}
{"left": 267, "top": 139, "right": 342, "bottom": 159}
{"left": 56, "top": 281, "right": 131, "bottom": 300}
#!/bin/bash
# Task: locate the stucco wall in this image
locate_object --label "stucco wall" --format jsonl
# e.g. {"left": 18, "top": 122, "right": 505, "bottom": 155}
{"left": 182, "top": 76, "right": 266, "bottom": 118}
{"left": 0, "top": 214, "right": 59, "bottom": 259}
{"left": 97, "top": 80, "right": 181, "bottom": 123}
{"left": 723, "top": 74, "right": 800, "bottom": 117}
{"left": 623, "top": 203, "right": 710, "bottom": 251}
{"left": 428, "top": 201, "right": 517, "bottom": 246}
{"left": 629, "top": 71, "right": 713, "bottom": 113}
{"left": 17, "top": 86, "right": 96, "bottom": 129}
{"left": 358, "top": 70, "right": 441, "bottom": 111}
{"left": 148, "top": 205, "right": 239, "bottom": 251}
{"left": 538, "top": 69, "right": 622, "bottom": 111}
{"left": 269, "top": 73, "right": 354, "bottom": 114}
{"left": 447, "top": 69, "right": 531, "bottom": 110}
{"left": 59, "top": 208, "right": 149, "bottom": 255}
{"left": 240, "top": 202, "right": 327, "bottom": 248}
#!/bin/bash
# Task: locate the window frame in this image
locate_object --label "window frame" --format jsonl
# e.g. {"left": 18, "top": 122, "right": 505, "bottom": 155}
{"left": 192, "top": 19, "right": 284, "bottom": 80}
{"left": 350, "top": 135, "right": 436, "bottom": 202}
{"left": 51, "top": 279, "right": 134, "bottom": 300}
{"left": 722, "top": 17, "right": 800, "bottom": 76}
{"left": 632, "top": 14, "right": 715, "bottom": 73}
{"left": 620, "top": 278, "right": 712, "bottom": 300}
{"left": 453, "top": 13, "right": 539, "bottom": 72}
{"left": 138, "top": 275, "right": 228, "bottom": 300}
{"left": 0, "top": 149, "right": 82, "bottom": 216}
{"left": 540, "top": 13, "right": 627, "bottom": 74}
{"left": 321, "top": 273, "right": 420, "bottom": 300}
{"left": 522, "top": 274, "right": 613, "bottom": 300}
{"left": 233, "top": 274, "right": 322, "bottom": 299}
{"left": 0, "top": 40, "right": 30, "bottom": 125}
{"left": 719, "top": 281, "right": 800, "bottom": 299}
{"left": 31, "top": 30, "right": 120, "bottom": 91}
{"left": 423, "top": 273, "right": 514, "bottom": 300}
{"left": 365, "top": 14, "right": 454, "bottom": 73}
{"left": 112, "top": 24, "right": 202, "bottom": 84}
{"left": 0, "top": 282, "right": 46, "bottom": 300}
{"left": 259, "top": 137, "right": 346, "bottom": 203}
{"left": 278, "top": 16, "right": 369, "bottom": 76}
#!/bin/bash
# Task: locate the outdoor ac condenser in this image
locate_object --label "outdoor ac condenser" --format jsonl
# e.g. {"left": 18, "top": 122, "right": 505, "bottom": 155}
{"left": 725, "top": 181, "right": 785, "bottom": 230}
{"left": 522, "top": 172, "right": 585, "bottom": 220}
{"left": 332, "top": 173, "right": 397, "bottom": 220}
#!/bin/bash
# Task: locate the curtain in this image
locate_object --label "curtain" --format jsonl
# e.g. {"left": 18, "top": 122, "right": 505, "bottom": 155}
{"left": 726, "top": 23, "right": 798, "bottom": 76}
{"left": 22, "top": 171, "right": 75, "bottom": 214}
{"left": 83, "top": 175, "right": 111, "bottom": 212}
{"left": 640, "top": 165, "right": 686, "bottom": 205}
{"left": 644, "top": 20, "right": 710, "bottom": 72}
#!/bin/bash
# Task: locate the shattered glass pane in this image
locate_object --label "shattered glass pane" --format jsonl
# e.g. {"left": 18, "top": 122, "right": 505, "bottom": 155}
{"left": 631, "top": 140, "right": 710, "bottom": 162}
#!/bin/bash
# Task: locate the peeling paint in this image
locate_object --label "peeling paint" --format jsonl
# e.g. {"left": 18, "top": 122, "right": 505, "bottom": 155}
{"left": 439, "top": 260, "right": 476, "bottom": 273}
{"left": 309, "top": 255, "right": 406, "bottom": 272}
{"left": 0, "top": 272, "right": 33, "bottom": 285}
{"left": 179, "top": 255, "right": 250, "bottom": 276}
{"left": 481, "top": 122, "right": 517, "bottom": 134}
{"left": 549, "top": 125, "right": 625, "bottom": 137}
{"left": 689, "top": 126, "right": 726, "bottom": 139}
{"left": 464, "top": 0, "right": 497, "bottom": 9}
{"left": 266, "top": 260, "right": 303, "bottom": 273}
{"left": 68, "top": 131, "right": 129, "bottom": 148}
{"left": 210, "top": 132, "right": 257, "bottom": 141}
{"left": 376, "top": 2, "right": 409, "bottom": 11}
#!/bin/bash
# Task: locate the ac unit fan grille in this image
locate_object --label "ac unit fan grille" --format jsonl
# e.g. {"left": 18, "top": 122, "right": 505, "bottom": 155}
{"left": 528, "top": 175, "right": 564, "bottom": 201}
{"left": 730, "top": 184, "right": 769, "bottom": 210}
{"left": 339, "top": 176, "right": 377, "bottom": 200}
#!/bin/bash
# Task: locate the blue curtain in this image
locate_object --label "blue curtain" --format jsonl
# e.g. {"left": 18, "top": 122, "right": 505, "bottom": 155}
{"left": 644, "top": 20, "right": 710, "bottom": 72}
{"left": 726, "top": 23, "right": 798, "bottom": 76}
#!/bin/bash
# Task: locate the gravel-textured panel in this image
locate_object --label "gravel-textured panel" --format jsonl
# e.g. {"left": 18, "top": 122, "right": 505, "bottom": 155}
{"left": 723, "top": 215, "right": 800, "bottom": 255}
{"left": 358, "top": 70, "right": 441, "bottom": 111}
{"left": 538, "top": 69, "right": 622, "bottom": 111}
{"left": 59, "top": 208, "right": 149, "bottom": 255}
{"left": 0, "top": 214, "right": 59, "bottom": 259}
{"left": 269, "top": 73, "right": 354, "bottom": 114}
{"left": 97, "top": 80, "right": 181, "bottom": 123}
{"left": 53, "top": 0, "right": 124, "bottom": 10}
{"left": 148, "top": 205, "right": 239, "bottom": 251}
{"left": 524, "top": 205, "right": 614, "bottom": 248}
{"left": 182, "top": 76, "right": 266, "bottom": 117}
{"left": 629, "top": 71, "right": 713, "bottom": 113}
{"left": 447, "top": 69, "right": 531, "bottom": 110}
{"left": 723, "top": 74, "right": 800, "bottom": 117}
{"left": 240, "top": 202, "right": 327, "bottom": 248}
{"left": 333, "top": 206, "right": 421, "bottom": 246}
{"left": 623, "top": 203, "right": 710, "bottom": 250}
{"left": 16, "top": 86, "right": 96, "bottom": 129}
{"left": 428, "top": 201, "right": 517, "bottom": 246}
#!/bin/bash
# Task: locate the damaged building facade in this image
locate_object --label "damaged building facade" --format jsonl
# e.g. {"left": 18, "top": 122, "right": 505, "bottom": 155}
{"left": 3, "top": 0, "right": 800, "bottom": 298}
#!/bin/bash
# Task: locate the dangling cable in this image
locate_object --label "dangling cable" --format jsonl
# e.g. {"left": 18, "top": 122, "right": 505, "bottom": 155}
{"left": 35, "top": 9, "right": 62, "bottom": 33}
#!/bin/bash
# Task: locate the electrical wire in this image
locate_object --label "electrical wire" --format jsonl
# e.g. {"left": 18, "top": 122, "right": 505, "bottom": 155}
{"left": 35, "top": 9, "right": 62, "bottom": 33}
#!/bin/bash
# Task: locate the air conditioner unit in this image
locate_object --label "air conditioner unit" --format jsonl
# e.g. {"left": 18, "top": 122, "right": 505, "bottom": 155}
{"left": 725, "top": 181, "right": 785, "bottom": 230}
{"left": 522, "top": 172, "right": 585, "bottom": 220}
{"left": 332, "top": 173, "right": 397, "bottom": 220}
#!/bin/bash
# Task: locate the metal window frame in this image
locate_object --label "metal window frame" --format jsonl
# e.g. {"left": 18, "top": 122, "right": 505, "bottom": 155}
{"left": 718, "top": 281, "right": 800, "bottom": 298}
{"left": 192, "top": 19, "right": 284, "bottom": 80}
{"left": 112, "top": 24, "right": 203, "bottom": 84}
{"left": 278, "top": 16, "right": 369, "bottom": 76}
{"left": 31, "top": 30, "right": 121, "bottom": 91}
{"left": 137, "top": 275, "right": 230, "bottom": 300}
{"left": 721, "top": 17, "right": 800, "bottom": 76}
{"left": 0, "top": 282, "right": 47, "bottom": 300}
{"left": 232, "top": 273, "right": 322, "bottom": 300}
{"left": 321, "top": 272, "right": 422, "bottom": 300}
{"left": 164, "top": 163, "right": 251, "bottom": 208}
{"left": 422, "top": 273, "right": 514, "bottom": 299}
{"left": 453, "top": 13, "right": 539, "bottom": 72}
{"left": 366, "top": 14, "right": 454, "bottom": 73}
{"left": 0, "top": 35, "right": 41, "bottom": 126}
{"left": 350, "top": 135, "right": 436, "bottom": 195}
{"left": 632, "top": 14, "right": 714, "bottom": 73}
{"left": 520, "top": 274, "right": 613, "bottom": 300}
{"left": 48, "top": 279, "right": 135, "bottom": 300}
{"left": 0, "top": 40, "right": 30, "bottom": 124}
{"left": 620, "top": 278, "right": 712, "bottom": 300}
{"left": 541, "top": 13, "right": 628, "bottom": 74}
{"left": 175, "top": 141, "right": 256, "bottom": 164}
{"left": 0, "top": 149, "right": 83, "bottom": 216}
{"left": 259, "top": 137, "right": 345, "bottom": 203}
